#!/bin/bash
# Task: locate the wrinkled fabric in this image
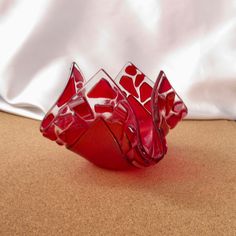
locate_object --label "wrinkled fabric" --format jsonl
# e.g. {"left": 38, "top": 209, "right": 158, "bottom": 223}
{"left": 0, "top": 0, "right": 235, "bottom": 120}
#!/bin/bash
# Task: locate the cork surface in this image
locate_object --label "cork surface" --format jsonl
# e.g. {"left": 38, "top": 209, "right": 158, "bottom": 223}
{"left": 0, "top": 111, "right": 235, "bottom": 236}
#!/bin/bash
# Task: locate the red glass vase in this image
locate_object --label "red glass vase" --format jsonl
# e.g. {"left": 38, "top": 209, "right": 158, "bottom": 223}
{"left": 40, "top": 62, "right": 187, "bottom": 170}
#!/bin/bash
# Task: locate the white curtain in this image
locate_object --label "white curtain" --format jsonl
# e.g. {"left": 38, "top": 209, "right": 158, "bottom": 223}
{"left": 0, "top": 0, "right": 236, "bottom": 120}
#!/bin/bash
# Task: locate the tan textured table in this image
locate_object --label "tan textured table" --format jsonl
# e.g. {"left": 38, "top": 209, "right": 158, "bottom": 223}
{"left": 0, "top": 111, "right": 235, "bottom": 235}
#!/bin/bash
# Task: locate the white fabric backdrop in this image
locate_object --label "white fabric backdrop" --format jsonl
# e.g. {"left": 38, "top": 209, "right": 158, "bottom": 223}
{"left": 0, "top": 0, "right": 236, "bottom": 120}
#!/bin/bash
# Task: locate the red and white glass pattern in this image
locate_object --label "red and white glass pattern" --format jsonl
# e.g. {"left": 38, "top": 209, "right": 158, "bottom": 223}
{"left": 40, "top": 62, "right": 187, "bottom": 170}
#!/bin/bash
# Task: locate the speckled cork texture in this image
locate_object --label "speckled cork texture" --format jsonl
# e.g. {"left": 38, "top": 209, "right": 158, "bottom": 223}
{"left": 0, "top": 111, "right": 235, "bottom": 235}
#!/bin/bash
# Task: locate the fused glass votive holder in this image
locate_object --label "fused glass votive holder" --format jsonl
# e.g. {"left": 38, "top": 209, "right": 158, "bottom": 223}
{"left": 40, "top": 62, "right": 187, "bottom": 170}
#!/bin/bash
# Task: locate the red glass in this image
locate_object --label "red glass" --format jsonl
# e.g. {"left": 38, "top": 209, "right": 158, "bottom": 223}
{"left": 40, "top": 62, "right": 187, "bottom": 170}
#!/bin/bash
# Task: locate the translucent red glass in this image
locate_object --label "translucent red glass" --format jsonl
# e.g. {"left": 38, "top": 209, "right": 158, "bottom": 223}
{"left": 40, "top": 62, "right": 187, "bottom": 170}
